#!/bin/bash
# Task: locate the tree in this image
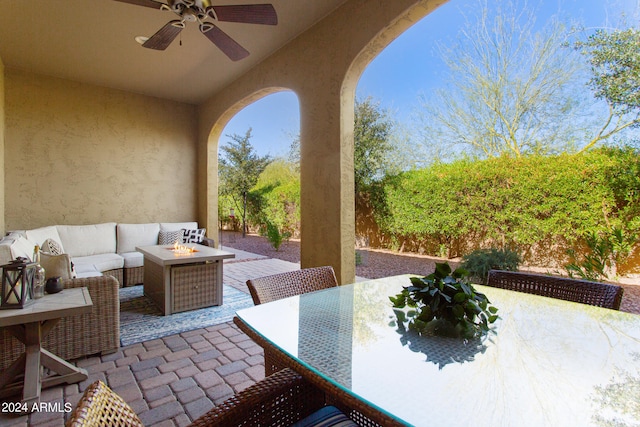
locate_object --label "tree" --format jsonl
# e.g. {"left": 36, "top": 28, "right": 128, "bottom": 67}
{"left": 575, "top": 28, "right": 640, "bottom": 151}
{"left": 219, "top": 128, "right": 272, "bottom": 237}
{"left": 287, "top": 97, "right": 400, "bottom": 194}
{"left": 418, "top": 0, "right": 591, "bottom": 159}
{"left": 354, "top": 97, "right": 396, "bottom": 193}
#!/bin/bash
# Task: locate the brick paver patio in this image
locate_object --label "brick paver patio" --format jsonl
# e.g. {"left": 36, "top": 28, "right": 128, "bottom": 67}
{"left": 0, "top": 249, "right": 300, "bottom": 427}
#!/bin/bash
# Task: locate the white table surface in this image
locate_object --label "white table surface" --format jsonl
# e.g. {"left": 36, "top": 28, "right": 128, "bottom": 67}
{"left": 0, "top": 287, "right": 92, "bottom": 327}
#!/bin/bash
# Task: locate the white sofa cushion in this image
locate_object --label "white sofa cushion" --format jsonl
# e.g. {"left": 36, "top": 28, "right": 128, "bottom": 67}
{"left": 25, "top": 226, "right": 65, "bottom": 253}
{"left": 160, "top": 222, "right": 198, "bottom": 232}
{"left": 72, "top": 253, "right": 124, "bottom": 273}
{"left": 75, "top": 269, "right": 103, "bottom": 279}
{"left": 121, "top": 251, "right": 144, "bottom": 269}
{"left": 57, "top": 223, "right": 117, "bottom": 257}
{"left": 117, "top": 223, "right": 160, "bottom": 254}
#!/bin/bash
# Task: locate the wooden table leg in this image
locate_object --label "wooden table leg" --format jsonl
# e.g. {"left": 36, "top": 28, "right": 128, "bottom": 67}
{"left": 40, "top": 349, "right": 88, "bottom": 389}
{"left": 0, "top": 319, "right": 88, "bottom": 406}
{"left": 21, "top": 323, "right": 42, "bottom": 405}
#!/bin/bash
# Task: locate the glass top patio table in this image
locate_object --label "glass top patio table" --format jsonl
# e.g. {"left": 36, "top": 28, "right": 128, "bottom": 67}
{"left": 235, "top": 274, "right": 640, "bottom": 427}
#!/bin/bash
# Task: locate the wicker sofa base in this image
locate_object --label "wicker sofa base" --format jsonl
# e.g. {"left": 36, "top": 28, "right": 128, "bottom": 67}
{"left": 124, "top": 266, "right": 144, "bottom": 287}
{"left": 0, "top": 275, "right": 120, "bottom": 371}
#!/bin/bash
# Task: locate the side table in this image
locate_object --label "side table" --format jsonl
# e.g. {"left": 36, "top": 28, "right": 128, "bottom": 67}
{"left": 0, "top": 287, "right": 93, "bottom": 407}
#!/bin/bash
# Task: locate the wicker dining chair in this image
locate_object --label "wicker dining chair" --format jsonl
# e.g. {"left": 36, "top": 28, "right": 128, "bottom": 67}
{"left": 486, "top": 269, "right": 624, "bottom": 310}
{"left": 66, "top": 380, "right": 144, "bottom": 427}
{"left": 246, "top": 266, "right": 339, "bottom": 376}
{"left": 187, "top": 367, "right": 356, "bottom": 426}
{"left": 246, "top": 266, "right": 339, "bottom": 305}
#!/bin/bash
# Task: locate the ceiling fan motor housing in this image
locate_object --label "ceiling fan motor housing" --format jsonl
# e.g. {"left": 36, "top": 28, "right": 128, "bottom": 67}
{"left": 169, "top": 0, "right": 208, "bottom": 21}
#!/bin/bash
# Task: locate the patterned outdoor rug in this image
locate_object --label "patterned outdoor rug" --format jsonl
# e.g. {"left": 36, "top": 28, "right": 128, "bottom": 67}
{"left": 119, "top": 285, "right": 254, "bottom": 346}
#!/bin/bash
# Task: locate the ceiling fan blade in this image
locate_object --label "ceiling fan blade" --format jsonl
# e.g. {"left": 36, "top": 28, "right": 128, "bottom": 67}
{"left": 112, "top": 0, "right": 165, "bottom": 9}
{"left": 200, "top": 22, "right": 249, "bottom": 61}
{"left": 209, "top": 4, "right": 277, "bottom": 25}
{"left": 143, "top": 21, "right": 184, "bottom": 50}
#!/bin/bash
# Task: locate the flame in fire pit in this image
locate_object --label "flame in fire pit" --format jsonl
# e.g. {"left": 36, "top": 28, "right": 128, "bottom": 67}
{"left": 173, "top": 240, "right": 196, "bottom": 254}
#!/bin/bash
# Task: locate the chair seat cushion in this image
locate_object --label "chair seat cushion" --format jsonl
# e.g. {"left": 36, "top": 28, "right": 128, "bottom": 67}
{"left": 291, "top": 406, "right": 356, "bottom": 427}
{"left": 121, "top": 251, "right": 143, "bottom": 268}
{"left": 72, "top": 253, "right": 124, "bottom": 273}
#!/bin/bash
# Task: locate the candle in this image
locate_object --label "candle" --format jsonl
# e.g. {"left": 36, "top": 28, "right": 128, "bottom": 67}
{"left": 6, "top": 283, "right": 21, "bottom": 304}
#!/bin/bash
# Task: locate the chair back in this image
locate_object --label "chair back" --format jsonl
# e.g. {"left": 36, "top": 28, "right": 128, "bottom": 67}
{"left": 66, "top": 380, "right": 143, "bottom": 427}
{"left": 486, "top": 270, "right": 623, "bottom": 310}
{"left": 247, "top": 266, "right": 338, "bottom": 305}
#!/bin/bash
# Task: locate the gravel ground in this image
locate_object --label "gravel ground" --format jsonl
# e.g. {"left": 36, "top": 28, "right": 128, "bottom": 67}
{"left": 221, "top": 231, "right": 640, "bottom": 315}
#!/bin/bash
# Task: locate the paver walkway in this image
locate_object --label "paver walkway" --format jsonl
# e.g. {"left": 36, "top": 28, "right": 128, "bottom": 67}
{"left": 0, "top": 251, "right": 300, "bottom": 427}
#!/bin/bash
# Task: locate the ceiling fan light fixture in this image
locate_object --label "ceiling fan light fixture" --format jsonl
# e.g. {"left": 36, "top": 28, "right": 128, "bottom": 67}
{"left": 182, "top": 9, "right": 198, "bottom": 22}
{"left": 135, "top": 35, "right": 149, "bottom": 44}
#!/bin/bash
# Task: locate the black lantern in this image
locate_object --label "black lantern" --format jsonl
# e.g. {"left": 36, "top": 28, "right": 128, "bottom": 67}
{"left": 1, "top": 257, "right": 36, "bottom": 309}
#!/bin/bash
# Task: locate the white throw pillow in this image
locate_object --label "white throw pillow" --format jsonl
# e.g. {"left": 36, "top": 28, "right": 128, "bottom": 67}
{"left": 42, "top": 238, "right": 64, "bottom": 256}
{"left": 12, "top": 236, "right": 37, "bottom": 261}
{"left": 40, "top": 252, "right": 73, "bottom": 280}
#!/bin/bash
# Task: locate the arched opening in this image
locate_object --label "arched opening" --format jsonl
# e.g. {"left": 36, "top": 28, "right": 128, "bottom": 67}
{"left": 198, "top": 1, "right": 445, "bottom": 284}
{"left": 210, "top": 91, "right": 301, "bottom": 253}
{"left": 345, "top": 0, "right": 640, "bottom": 282}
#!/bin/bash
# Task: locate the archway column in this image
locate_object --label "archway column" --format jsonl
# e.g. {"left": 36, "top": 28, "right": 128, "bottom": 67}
{"left": 199, "top": 0, "right": 442, "bottom": 286}
{"left": 299, "top": 90, "right": 355, "bottom": 285}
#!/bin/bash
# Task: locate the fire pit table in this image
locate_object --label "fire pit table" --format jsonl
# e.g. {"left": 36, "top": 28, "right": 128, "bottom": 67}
{"left": 136, "top": 244, "right": 235, "bottom": 315}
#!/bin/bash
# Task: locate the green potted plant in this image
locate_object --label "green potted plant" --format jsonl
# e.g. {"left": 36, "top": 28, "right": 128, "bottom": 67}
{"left": 390, "top": 263, "right": 499, "bottom": 339}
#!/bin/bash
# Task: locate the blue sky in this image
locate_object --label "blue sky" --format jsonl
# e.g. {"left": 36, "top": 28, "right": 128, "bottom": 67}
{"left": 221, "top": 0, "right": 639, "bottom": 158}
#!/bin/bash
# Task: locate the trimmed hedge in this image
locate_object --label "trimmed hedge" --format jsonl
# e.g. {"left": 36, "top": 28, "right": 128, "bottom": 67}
{"left": 371, "top": 147, "right": 640, "bottom": 261}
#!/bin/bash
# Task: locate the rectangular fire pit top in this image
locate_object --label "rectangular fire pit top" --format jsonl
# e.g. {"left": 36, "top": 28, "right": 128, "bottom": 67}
{"left": 136, "top": 244, "right": 235, "bottom": 266}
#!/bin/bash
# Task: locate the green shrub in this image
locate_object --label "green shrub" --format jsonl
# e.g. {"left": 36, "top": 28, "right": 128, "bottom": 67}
{"left": 460, "top": 248, "right": 522, "bottom": 284}
{"left": 565, "top": 227, "right": 637, "bottom": 281}
{"left": 261, "top": 221, "right": 291, "bottom": 251}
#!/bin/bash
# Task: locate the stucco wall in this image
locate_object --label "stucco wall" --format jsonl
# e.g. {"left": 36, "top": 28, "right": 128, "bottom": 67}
{"left": 0, "top": 57, "right": 5, "bottom": 234}
{"left": 4, "top": 70, "right": 198, "bottom": 230}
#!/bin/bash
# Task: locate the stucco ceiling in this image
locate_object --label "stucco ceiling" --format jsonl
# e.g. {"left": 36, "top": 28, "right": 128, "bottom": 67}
{"left": 0, "top": 0, "right": 348, "bottom": 104}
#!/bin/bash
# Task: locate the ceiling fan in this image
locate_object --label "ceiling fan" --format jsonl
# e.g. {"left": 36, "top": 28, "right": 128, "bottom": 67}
{"left": 114, "top": 0, "right": 277, "bottom": 61}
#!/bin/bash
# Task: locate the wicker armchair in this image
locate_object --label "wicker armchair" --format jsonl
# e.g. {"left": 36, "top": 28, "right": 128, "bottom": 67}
{"left": 188, "top": 368, "right": 330, "bottom": 426}
{"left": 486, "top": 270, "right": 624, "bottom": 310}
{"left": 66, "top": 380, "right": 143, "bottom": 427}
{"left": 1, "top": 275, "right": 120, "bottom": 371}
{"left": 247, "top": 266, "right": 338, "bottom": 305}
